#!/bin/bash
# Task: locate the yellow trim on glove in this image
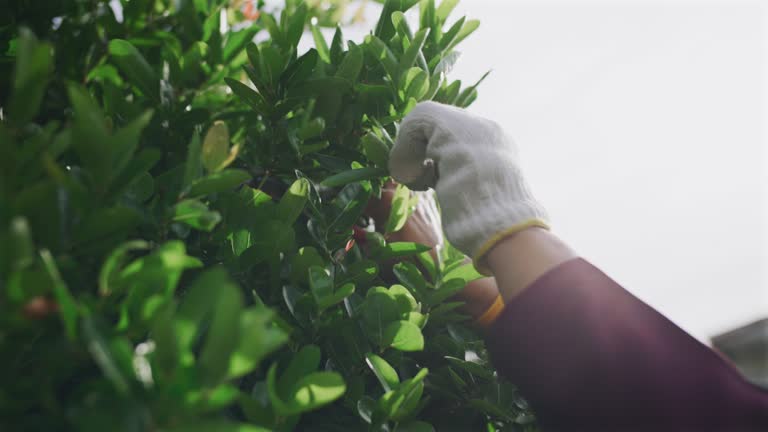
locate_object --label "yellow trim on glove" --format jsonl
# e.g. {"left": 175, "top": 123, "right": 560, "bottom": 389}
{"left": 472, "top": 219, "right": 551, "bottom": 275}
{"left": 475, "top": 294, "right": 505, "bottom": 328}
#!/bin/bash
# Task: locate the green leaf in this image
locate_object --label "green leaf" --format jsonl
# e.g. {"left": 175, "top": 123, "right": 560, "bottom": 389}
{"left": 202, "top": 120, "right": 230, "bottom": 172}
{"left": 436, "top": 0, "right": 459, "bottom": 22}
{"left": 320, "top": 167, "right": 387, "bottom": 188}
{"left": 375, "top": 242, "right": 432, "bottom": 261}
{"left": 81, "top": 316, "right": 129, "bottom": 394}
{"left": 199, "top": 276, "right": 243, "bottom": 386}
{"left": 8, "top": 28, "right": 53, "bottom": 125}
{"left": 438, "top": 16, "right": 465, "bottom": 52}
{"left": 392, "top": 261, "right": 429, "bottom": 302}
{"left": 279, "top": 345, "right": 322, "bottom": 400}
{"left": 311, "top": 23, "right": 330, "bottom": 62}
{"left": 362, "top": 132, "right": 390, "bottom": 168}
{"left": 298, "top": 117, "right": 325, "bottom": 140}
{"left": 339, "top": 259, "right": 379, "bottom": 286}
{"left": 377, "top": 368, "right": 428, "bottom": 420}
{"left": 185, "top": 169, "right": 251, "bottom": 197}
{"left": 277, "top": 177, "right": 310, "bottom": 224}
{"left": 399, "top": 28, "right": 430, "bottom": 73}
{"left": 183, "top": 132, "right": 203, "bottom": 189}
{"left": 98, "top": 240, "right": 151, "bottom": 296}
{"left": 336, "top": 44, "right": 364, "bottom": 83}
{"left": 362, "top": 286, "right": 402, "bottom": 333}
{"left": 108, "top": 39, "right": 159, "bottom": 101}
{"left": 223, "top": 24, "right": 261, "bottom": 63}
{"left": 385, "top": 183, "right": 411, "bottom": 233}
{"left": 308, "top": 265, "right": 333, "bottom": 300}
{"left": 285, "top": 3, "right": 308, "bottom": 48}
{"left": 365, "top": 353, "right": 400, "bottom": 392}
{"left": 290, "top": 247, "right": 324, "bottom": 284}
{"left": 428, "top": 278, "right": 464, "bottom": 305}
{"left": 267, "top": 345, "right": 346, "bottom": 415}
{"left": 330, "top": 26, "right": 345, "bottom": 64}
{"left": 365, "top": 35, "right": 399, "bottom": 82}
{"left": 375, "top": 0, "right": 421, "bottom": 41}
{"left": 172, "top": 199, "right": 222, "bottom": 231}
{"left": 40, "top": 250, "right": 78, "bottom": 339}
{"left": 455, "top": 70, "right": 490, "bottom": 107}
{"left": 445, "top": 18, "right": 480, "bottom": 52}
{"left": 228, "top": 308, "right": 288, "bottom": 378}
{"left": 442, "top": 262, "right": 483, "bottom": 285}
{"left": 73, "top": 206, "right": 141, "bottom": 247}
{"left": 316, "top": 282, "right": 355, "bottom": 311}
{"left": 389, "top": 284, "right": 419, "bottom": 314}
{"left": 281, "top": 49, "right": 319, "bottom": 88}
{"left": 9, "top": 217, "right": 34, "bottom": 270}
{"left": 287, "top": 372, "right": 346, "bottom": 413}
{"left": 383, "top": 320, "right": 424, "bottom": 351}
{"left": 225, "top": 77, "right": 268, "bottom": 113}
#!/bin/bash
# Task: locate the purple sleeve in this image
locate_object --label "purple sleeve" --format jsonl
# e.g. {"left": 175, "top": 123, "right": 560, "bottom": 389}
{"left": 486, "top": 257, "right": 768, "bottom": 431}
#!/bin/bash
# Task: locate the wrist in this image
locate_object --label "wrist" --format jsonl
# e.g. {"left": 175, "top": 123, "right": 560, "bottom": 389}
{"left": 484, "top": 227, "right": 578, "bottom": 303}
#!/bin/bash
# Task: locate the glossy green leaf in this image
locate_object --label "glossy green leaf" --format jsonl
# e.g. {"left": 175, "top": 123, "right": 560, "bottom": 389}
{"left": 277, "top": 177, "right": 310, "bottom": 223}
{"left": 199, "top": 276, "right": 243, "bottom": 386}
{"left": 172, "top": 199, "right": 222, "bottom": 231}
{"left": 183, "top": 131, "right": 203, "bottom": 188}
{"left": 184, "top": 169, "right": 250, "bottom": 197}
{"left": 201, "top": 120, "right": 230, "bottom": 172}
{"left": 320, "top": 167, "right": 387, "bottom": 188}
{"left": 399, "top": 28, "right": 430, "bottom": 73}
{"left": 98, "top": 240, "right": 151, "bottom": 296}
{"left": 280, "top": 345, "right": 322, "bottom": 400}
{"left": 225, "top": 77, "right": 268, "bottom": 113}
{"left": 298, "top": 117, "right": 325, "bottom": 140}
{"left": 362, "top": 132, "right": 390, "bottom": 168}
{"left": 287, "top": 372, "right": 346, "bottom": 412}
{"left": 290, "top": 247, "right": 324, "bottom": 284}
{"left": 444, "top": 18, "right": 480, "bottom": 52}
{"left": 365, "top": 35, "right": 399, "bottom": 82}
{"left": 309, "top": 265, "right": 333, "bottom": 300}
{"left": 336, "top": 44, "right": 364, "bottom": 83}
{"left": 385, "top": 183, "right": 411, "bottom": 233}
{"left": 40, "top": 250, "right": 78, "bottom": 339}
{"left": 436, "top": 0, "right": 459, "bottom": 22}
{"left": 383, "top": 320, "right": 424, "bottom": 351}
{"left": 8, "top": 28, "right": 53, "bottom": 125}
{"left": 375, "top": 242, "right": 432, "bottom": 261}
{"left": 311, "top": 24, "right": 330, "bottom": 62}
{"left": 365, "top": 353, "right": 400, "bottom": 392}
{"left": 108, "top": 39, "right": 159, "bottom": 101}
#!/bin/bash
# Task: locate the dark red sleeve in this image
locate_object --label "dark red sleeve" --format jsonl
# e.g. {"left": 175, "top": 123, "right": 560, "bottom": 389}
{"left": 486, "top": 257, "right": 768, "bottom": 432}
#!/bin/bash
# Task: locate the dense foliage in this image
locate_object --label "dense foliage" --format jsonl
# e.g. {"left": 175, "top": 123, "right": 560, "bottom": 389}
{"left": 0, "top": 0, "right": 537, "bottom": 430}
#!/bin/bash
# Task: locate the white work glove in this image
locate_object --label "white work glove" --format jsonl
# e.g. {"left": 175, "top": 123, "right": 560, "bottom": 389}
{"left": 389, "top": 101, "right": 549, "bottom": 273}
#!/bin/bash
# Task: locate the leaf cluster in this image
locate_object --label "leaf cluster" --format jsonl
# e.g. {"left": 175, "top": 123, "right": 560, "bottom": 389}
{"left": 0, "top": 1, "right": 536, "bottom": 431}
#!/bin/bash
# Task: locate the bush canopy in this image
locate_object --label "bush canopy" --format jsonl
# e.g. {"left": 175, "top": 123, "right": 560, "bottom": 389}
{"left": 0, "top": 0, "right": 536, "bottom": 430}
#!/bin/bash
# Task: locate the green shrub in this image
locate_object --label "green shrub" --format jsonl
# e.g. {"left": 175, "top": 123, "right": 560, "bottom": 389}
{"left": 0, "top": 0, "right": 536, "bottom": 430}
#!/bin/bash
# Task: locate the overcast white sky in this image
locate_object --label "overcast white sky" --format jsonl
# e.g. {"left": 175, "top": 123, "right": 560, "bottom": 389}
{"left": 441, "top": 0, "right": 768, "bottom": 342}
{"left": 322, "top": 0, "right": 768, "bottom": 342}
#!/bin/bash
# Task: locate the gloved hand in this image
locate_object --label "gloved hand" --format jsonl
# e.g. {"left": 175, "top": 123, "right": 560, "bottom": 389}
{"left": 389, "top": 101, "right": 550, "bottom": 273}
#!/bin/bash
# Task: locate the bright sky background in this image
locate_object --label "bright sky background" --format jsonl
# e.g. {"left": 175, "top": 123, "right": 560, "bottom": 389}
{"left": 442, "top": 0, "right": 768, "bottom": 342}
{"left": 320, "top": 0, "right": 768, "bottom": 342}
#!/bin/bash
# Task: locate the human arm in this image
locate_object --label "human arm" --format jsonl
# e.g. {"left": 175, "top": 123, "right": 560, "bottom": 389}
{"left": 388, "top": 101, "right": 768, "bottom": 431}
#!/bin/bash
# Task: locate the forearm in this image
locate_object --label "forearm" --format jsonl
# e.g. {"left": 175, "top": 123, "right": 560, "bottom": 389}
{"left": 482, "top": 232, "right": 768, "bottom": 431}
{"left": 484, "top": 227, "right": 577, "bottom": 303}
